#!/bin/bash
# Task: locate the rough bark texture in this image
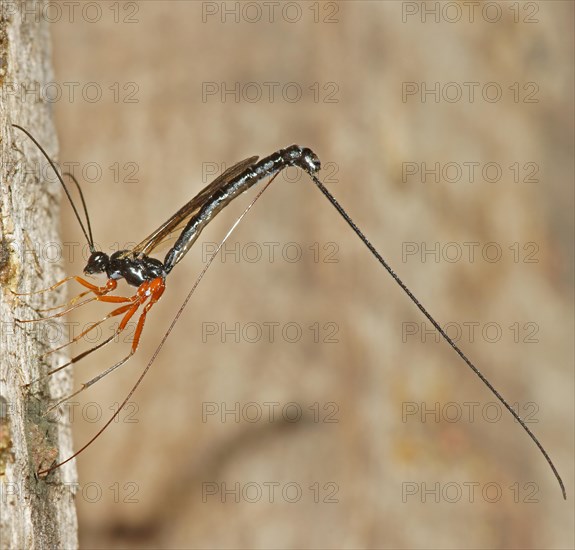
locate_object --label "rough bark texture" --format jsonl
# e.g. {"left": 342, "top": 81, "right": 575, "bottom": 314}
{"left": 0, "top": 2, "right": 78, "bottom": 548}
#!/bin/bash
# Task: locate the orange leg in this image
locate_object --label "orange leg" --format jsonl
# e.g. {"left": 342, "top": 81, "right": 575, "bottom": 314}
{"left": 37, "top": 278, "right": 118, "bottom": 311}
{"left": 70, "top": 279, "right": 165, "bottom": 391}
{"left": 16, "top": 278, "right": 119, "bottom": 322}
{"left": 31, "top": 302, "right": 142, "bottom": 390}
{"left": 129, "top": 278, "right": 166, "bottom": 353}
{"left": 11, "top": 275, "right": 79, "bottom": 296}
{"left": 44, "top": 299, "right": 145, "bottom": 412}
{"left": 74, "top": 277, "right": 118, "bottom": 296}
{"left": 12, "top": 275, "right": 116, "bottom": 297}
{"left": 27, "top": 282, "right": 150, "bottom": 391}
{"left": 44, "top": 278, "right": 166, "bottom": 412}
{"left": 41, "top": 302, "right": 138, "bottom": 359}
{"left": 36, "top": 281, "right": 141, "bottom": 321}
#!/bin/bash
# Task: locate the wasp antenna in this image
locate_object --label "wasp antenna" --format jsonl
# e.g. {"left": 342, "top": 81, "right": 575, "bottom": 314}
{"left": 62, "top": 171, "right": 95, "bottom": 250}
{"left": 12, "top": 124, "right": 95, "bottom": 252}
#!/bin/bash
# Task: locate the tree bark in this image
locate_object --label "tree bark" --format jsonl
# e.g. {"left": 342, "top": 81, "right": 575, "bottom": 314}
{"left": 0, "top": 2, "right": 78, "bottom": 548}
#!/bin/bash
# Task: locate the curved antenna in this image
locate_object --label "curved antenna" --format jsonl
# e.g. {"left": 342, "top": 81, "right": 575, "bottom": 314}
{"left": 308, "top": 172, "right": 566, "bottom": 500}
{"left": 12, "top": 124, "right": 95, "bottom": 252}
{"left": 62, "top": 171, "right": 95, "bottom": 248}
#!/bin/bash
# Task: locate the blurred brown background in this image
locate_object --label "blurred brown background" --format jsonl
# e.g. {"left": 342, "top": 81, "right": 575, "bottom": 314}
{"left": 45, "top": 1, "right": 574, "bottom": 548}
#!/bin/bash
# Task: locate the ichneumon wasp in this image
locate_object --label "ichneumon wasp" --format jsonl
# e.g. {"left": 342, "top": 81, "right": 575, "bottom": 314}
{"left": 11, "top": 124, "right": 566, "bottom": 499}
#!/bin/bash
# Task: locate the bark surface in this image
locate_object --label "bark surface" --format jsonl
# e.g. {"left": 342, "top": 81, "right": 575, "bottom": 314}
{"left": 0, "top": 2, "right": 78, "bottom": 548}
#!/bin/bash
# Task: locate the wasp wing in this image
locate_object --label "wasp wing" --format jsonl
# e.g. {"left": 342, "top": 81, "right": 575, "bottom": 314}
{"left": 125, "top": 156, "right": 259, "bottom": 258}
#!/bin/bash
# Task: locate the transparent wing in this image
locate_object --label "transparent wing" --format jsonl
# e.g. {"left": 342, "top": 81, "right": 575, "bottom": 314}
{"left": 124, "top": 156, "right": 258, "bottom": 258}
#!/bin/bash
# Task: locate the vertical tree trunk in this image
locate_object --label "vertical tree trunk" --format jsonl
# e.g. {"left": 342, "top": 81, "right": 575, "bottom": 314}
{"left": 0, "top": 2, "right": 78, "bottom": 548}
